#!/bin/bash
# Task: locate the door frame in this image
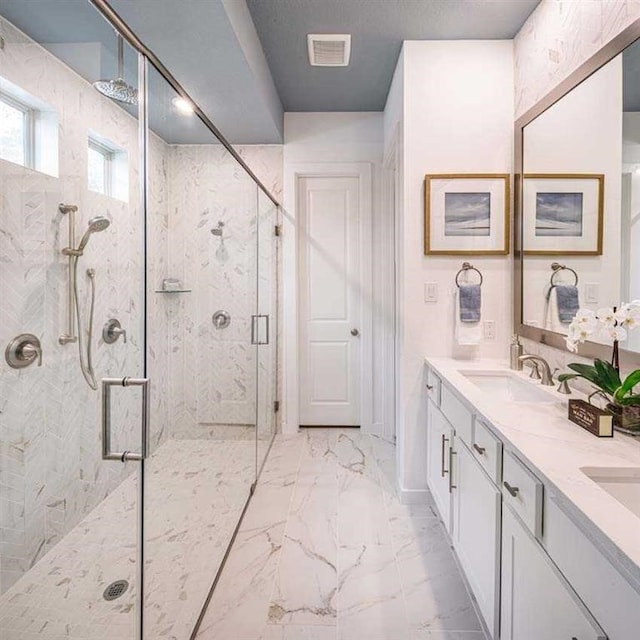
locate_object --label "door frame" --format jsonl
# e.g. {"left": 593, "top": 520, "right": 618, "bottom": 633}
{"left": 283, "top": 162, "right": 372, "bottom": 433}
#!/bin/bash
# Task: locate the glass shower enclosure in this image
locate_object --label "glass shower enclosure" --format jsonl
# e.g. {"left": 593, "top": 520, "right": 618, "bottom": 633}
{"left": 0, "top": 1, "right": 279, "bottom": 637}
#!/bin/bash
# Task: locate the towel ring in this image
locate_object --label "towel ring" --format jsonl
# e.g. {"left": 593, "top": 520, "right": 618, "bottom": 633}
{"left": 455, "top": 262, "right": 483, "bottom": 287}
{"left": 550, "top": 262, "right": 578, "bottom": 287}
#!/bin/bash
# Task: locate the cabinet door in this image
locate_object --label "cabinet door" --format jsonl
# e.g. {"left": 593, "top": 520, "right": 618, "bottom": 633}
{"left": 501, "top": 506, "right": 607, "bottom": 640}
{"left": 453, "top": 442, "right": 501, "bottom": 639}
{"left": 427, "top": 401, "right": 453, "bottom": 532}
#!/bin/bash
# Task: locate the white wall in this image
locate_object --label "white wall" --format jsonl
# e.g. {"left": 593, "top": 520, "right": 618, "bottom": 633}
{"left": 515, "top": 0, "right": 640, "bottom": 118}
{"left": 522, "top": 56, "right": 623, "bottom": 330}
{"left": 282, "top": 112, "right": 385, "bottom": 435}
{"left": 390, "top": 40, "right": 514, "bottom": 495}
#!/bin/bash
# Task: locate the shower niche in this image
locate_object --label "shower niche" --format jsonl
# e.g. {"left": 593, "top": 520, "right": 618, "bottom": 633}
{"left": 0, "top": 2, "right": 280, "bottom": 639}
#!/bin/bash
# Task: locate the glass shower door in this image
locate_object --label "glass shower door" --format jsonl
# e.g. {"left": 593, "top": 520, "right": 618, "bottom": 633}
{"left": 256, "top": 193, "right": 279, "bottom": 472}
{"left": 0, "top": 4, "right": 145, "bottom": 637}
{"left": 142, "top": 62, "right": 259, "bottom": 639}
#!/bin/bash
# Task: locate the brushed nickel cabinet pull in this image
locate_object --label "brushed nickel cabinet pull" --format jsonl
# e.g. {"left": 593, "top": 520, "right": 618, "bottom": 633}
{"left": 448, "top": 447, "right": 457, "bottom": 493}
{"left": 441, "top": 434, "right": 449, "bottom": 477}
{"left": 473, "top": 443, "right": 486, "bottom": 455}
{"left": 503, "top": 481, "right": 520, "bottom": 497}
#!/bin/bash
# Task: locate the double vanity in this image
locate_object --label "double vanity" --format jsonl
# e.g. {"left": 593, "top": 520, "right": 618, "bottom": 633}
{"left": 425, "top": 358, "right": 640, "bottom": 640}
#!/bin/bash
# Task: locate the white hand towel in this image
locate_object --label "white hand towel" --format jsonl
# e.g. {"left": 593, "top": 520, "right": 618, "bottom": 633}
{"left": 455, "top": 289, "right": 482, "bottom": 346}
{"left": 544, "top": 286, "right": 566, "bottom": 334}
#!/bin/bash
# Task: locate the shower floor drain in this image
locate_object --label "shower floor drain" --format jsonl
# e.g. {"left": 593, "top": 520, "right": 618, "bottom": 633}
{"left": 103, "top": 579, "right": 129, "bottom": 601}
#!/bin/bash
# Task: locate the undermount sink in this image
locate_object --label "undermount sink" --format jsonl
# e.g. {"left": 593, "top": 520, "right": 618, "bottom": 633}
{"left": 459, "top": 370, "right": 557, "bottom": 404}
{"left": 581, "top": 467, "right": 640, "bottom": 518}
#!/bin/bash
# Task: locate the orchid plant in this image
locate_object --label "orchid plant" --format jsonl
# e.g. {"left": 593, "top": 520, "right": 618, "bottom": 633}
{"left": 564, "top": 301, "right": 640, "bottom": 354}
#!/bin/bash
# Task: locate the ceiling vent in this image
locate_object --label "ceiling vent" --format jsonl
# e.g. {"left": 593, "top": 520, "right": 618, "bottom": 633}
{"left": 307, "top": 34, "right": 351, "bottom": 67}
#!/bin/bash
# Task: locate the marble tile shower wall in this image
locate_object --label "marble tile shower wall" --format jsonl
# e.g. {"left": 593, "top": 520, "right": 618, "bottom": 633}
{"left": 0, "top": 18, "right": 170, "bottom": 593}
{"left": 167, "top": 145, "right": 282, "bottom": 438}
{"left": 515, "top": 0, "right": 640, "bottom": 118}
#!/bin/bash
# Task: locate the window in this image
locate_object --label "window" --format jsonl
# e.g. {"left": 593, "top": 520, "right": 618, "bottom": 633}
{"left": 0, "top": 77, "right": 58, "bottom": 176}
{"left": 0, "top": 93, "right": 34, "bottom": 167}
{"left": 88, "top": 139, "right": 113, "bottom": 196}
{"left": 87, "top": 132, "right": 128, "bottom": 201}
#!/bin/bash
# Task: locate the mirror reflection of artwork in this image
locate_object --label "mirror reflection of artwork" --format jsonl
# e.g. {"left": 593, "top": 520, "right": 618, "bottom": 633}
{"left": 424, "top": 174, "right": 509, "bottom": 255}
{"left": 444, "top": 192, "right": 491, "bottom": 236}
{"left": 522, "top": 174, "right": 603, "bottom": 255}
{"left": 535, "top": 193, "right": 583, "bottom": 237}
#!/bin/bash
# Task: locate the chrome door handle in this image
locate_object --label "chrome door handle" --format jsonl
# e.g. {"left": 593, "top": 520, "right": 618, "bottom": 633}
{"left": 473, "top": 443, "right": 486, "bottom": 455}
{"left": 503, "top": 481, "right": 520, "bottom": 497}
{"left": 102, "top": 377, "right": 150, "bottom": 462}
{"left": 350, "top": 328, "right": 360, "bottom": 337}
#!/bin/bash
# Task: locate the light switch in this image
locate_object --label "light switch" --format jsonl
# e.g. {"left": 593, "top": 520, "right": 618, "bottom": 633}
{"left": 483, "top": 321, "right": 496, "bottom": 340}
{"left": 584, "top": 283, "right": 599, "bottom": 304}
{"left": 424, "top": 282, "right": 438, "bottom": 303}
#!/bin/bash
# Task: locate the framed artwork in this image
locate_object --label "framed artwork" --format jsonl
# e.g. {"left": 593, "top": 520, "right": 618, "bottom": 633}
{"left": 523, "top": 173, "right": 604, "bottom": 255}
{"left": 424, "top": 173, "right": 510, "bottom": 255}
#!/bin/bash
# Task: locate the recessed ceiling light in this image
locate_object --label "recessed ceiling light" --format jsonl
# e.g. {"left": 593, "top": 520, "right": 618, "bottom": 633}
{"left": 307, "top": 34, "right": 351, "bottom": 67}
{"left": 172, "top": 96, "right": 194, "bottom": 115}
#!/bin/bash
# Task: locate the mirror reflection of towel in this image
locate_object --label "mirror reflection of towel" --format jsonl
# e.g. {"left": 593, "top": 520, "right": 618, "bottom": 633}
{"left": 554, "top": 285, "right": 579, "bottom": 324}
{"left": 459, "top": 284, "right": 481, "bottom": 323}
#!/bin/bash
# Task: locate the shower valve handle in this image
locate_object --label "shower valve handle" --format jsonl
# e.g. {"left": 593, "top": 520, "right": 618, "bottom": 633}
{"left": 103, "top": 319, "right": 127, "bottom": 344}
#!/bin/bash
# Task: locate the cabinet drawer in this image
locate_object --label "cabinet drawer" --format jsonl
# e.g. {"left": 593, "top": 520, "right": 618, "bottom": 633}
{"left": 426, "top": 367, "right": 442, "bottom": 407}
{"left": 441, "top": 385, "right": 473, "bottom": 445}
{"left": 502, "top": 450, "right": 543, "bottom": 538}
{"left": 472, "top": 419, "right": 502, "bottom": 485}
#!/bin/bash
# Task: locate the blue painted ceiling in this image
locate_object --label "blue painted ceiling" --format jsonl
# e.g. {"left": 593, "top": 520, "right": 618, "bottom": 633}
{"left": 0, "top": 0, "right": 544, "bottom": 143}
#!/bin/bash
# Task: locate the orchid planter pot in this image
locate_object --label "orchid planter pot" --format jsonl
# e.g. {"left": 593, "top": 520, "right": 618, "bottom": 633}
{"left": 607, "top": 403, "right": 640, "bottom": 434}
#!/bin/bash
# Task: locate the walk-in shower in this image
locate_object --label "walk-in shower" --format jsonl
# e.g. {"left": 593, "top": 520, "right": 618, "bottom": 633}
{"left": 0, "top": 1, "right": 280, "bottom": 638}
{"left": 60, "top": 205, "right": 111, "bottom": 390}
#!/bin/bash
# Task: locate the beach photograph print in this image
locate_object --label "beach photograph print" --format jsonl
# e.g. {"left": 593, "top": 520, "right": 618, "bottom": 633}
{"left": 444, "top": 192, "right": 491, "bottom": 236}
{"left": 535, "top": 192, "right": 583, "bottom": 237}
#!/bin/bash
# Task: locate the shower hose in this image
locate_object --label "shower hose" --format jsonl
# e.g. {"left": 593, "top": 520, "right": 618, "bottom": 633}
{"left": 72, "top": 255, "right": 98, "bottom": 390}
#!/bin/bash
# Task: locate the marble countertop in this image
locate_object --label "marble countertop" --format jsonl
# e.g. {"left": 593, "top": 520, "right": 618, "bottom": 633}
{"left": 426, "top": 356, "right": 640, "bottom": 590}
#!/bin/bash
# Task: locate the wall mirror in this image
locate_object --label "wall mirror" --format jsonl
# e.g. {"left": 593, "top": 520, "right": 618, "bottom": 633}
{"left": 516, "top": 19, "right": 640, "bottom": 359}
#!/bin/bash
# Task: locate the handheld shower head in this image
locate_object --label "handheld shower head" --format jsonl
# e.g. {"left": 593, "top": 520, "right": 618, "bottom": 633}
{"left": 77, "top": 216, "right": 111, "bottom": 253}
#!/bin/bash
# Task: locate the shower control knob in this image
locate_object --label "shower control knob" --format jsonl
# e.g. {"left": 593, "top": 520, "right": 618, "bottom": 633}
{"left": 350, "top": 328, "right": 360, "bottom": 337}
{"left": 103, "top": 319, "right": 127, "bottom": 344}
{"left": 5, "top": 333, "right": 43, "bottom": 369}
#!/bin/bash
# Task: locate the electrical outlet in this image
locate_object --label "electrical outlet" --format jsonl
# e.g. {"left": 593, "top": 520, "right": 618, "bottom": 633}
{"left": 424, "top": 282, "right": 438, "bottom": 303}
{"left": 483, "top": 321, "right": 496, "bottom": 340}
{"left": 585, "top": 283, "right": 599, "bottom": 304}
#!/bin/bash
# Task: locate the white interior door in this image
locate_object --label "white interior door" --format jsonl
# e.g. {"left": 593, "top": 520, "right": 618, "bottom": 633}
{"left": 299, "top": 175, "right": 360, "bottom": 426}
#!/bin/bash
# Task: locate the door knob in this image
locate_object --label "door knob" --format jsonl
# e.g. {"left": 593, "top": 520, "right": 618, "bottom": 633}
{"left": 350, "top": 328, "right": 360, "bottom": 337}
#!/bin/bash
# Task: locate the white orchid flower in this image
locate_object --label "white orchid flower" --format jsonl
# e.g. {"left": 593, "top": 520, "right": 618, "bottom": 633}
{"left": 565, "top": 336, "right": 579, "bottom": 352}
{"left": 596, "top": 307, "right": 616, "bottom": 327}
{"left": 604, "top": 325, "right": 628, "bottom": 342}
{"left": 615, "top": 304, "right": 640, "bottom": 330}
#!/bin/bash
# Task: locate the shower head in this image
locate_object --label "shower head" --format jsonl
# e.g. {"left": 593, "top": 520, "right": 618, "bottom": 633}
{"left": 93, "top": 78, "right": 138, "bottom": 105}
{"left": 93, "top": 33, "right": 138, "bottom": 105}
{"left": 77, "top": 216, "right": 111, "bottom": 253}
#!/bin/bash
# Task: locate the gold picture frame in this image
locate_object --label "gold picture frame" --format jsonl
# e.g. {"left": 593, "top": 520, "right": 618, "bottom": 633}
{"left": 522, "top": 173, "right": 604, "bottom": 256}
{"left": 424, "top": 173, "right": 510, "bottom": 256}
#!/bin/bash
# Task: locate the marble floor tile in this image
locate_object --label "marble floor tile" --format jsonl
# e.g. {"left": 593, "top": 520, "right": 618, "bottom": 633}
{"left": 198, "top": 429, "right": 482, "bottom": 640}
{"left": 337, "top": 542, "right": 409, "bottom": 640}
{"left": 412, "top": 632, "right": 486, "bottom": 640}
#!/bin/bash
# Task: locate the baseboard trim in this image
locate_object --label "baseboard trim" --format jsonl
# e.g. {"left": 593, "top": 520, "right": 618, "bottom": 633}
{"left": 396, "top": 484, "right": 432, "bottom": 505}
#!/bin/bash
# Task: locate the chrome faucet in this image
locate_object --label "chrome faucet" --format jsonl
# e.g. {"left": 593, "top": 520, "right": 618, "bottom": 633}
{"left": 518, "top": 354, "right": 554, "bottom": 386}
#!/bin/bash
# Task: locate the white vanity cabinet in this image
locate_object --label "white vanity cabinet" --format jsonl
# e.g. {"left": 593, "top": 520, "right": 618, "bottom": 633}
{"left": 427, "top": 399, "right": 454, "bottom": 532}
{"left": 452, "top": 439, "right": 501, "bottom": 639}
{"left": 500, "top": 505, "right": 607, "bottom": 640}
